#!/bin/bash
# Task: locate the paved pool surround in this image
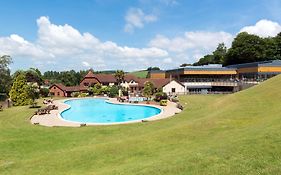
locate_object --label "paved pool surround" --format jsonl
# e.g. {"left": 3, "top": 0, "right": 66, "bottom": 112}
{"left": 30, "top": 97, "right": 182, "bottom": 127}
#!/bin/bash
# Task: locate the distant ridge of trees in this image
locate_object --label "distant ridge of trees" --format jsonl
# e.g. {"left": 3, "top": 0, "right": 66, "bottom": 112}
{"left": 189, "top": 32, "right": 281, "bottom": 66}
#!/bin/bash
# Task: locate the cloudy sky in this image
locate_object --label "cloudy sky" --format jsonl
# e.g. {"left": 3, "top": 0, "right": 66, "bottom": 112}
{"left": 0, "top": 0, "right": 281, "bottom": 72}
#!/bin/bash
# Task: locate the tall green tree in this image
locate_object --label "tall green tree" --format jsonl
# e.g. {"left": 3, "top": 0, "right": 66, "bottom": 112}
{"left": 224, "top": 32, "right": 266, "bottom": 66}
{"left": 213, "top": 43, "right": 227, "bottom": 64}
{"left": 27, "top": 84, "right": 40, "bottom": 108}
{"left": 26, "top": 68, "right": 43, "bottom": 86}
{"left": 9, "top": 73, "right": 31, "bottom": 106}
{"left": 193, "top": 54, "right": 215, "bottom": 66}
{"left": 114, "top": 70, "right": 125, "bottom": 88}
{"left": 143, "top": 81, "right": 154, "bottom": 103}
{"left": 274, "top": 32, "right": 281, "bottom": 60}
{"left": 193, "top": 43, "right": 227, "bottom": 66}
{"left": 0, "top": 55, "right": 12, "bottom": 99}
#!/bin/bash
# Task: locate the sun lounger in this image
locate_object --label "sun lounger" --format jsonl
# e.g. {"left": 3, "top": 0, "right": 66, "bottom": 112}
{"left": 34, "top": 108, "right": 51, "bottom": 115}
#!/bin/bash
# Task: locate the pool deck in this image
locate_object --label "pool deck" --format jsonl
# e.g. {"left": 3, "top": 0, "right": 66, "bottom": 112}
{"left": 30, "top": 97, "right": 182, "bottom": 127}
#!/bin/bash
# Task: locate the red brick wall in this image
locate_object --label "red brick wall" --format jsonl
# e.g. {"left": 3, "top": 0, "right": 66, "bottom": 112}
{"left": 49, "top": 86, "right": 66, "bottom": 97}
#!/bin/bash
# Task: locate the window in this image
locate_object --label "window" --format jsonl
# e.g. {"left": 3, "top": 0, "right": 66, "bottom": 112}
{"left": 172, "top": 88, "right": 176, "bottom": 93}
{"left": 57, "top": 92, "right": 60, "bottom": 96}
{"left": 84, "top": 83, "right": 89, "bottom": 86}
{"left": 54, "top": 87, "right": 56, "bottom": 89}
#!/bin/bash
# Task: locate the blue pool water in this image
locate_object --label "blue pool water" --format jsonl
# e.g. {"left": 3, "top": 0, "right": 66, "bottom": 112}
{"left": 61, "top": 98, "right": 161, "bottom": 123}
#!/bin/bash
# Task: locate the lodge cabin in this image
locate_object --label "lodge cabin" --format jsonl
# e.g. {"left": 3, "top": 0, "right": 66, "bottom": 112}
{"left": 49, "top": 71, "right": 185, "bottom": 97}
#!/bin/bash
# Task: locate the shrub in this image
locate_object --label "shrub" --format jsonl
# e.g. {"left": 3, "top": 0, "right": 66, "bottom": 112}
{"left": 160, "top": 100, "right": 168, "bottom": 106}
{"left": 101, "top": 86, "right": 110, "bottom": 95}
{"left": 109, "top": 85, "right": 119, "bottom": 98}
{"left": 40, "top": 88, "right": 49, "bottom": 97}
{"left": 71, "top": 92, "right": 80, "bottom": 97}
{"left": 78, "top": 93, "right": 88, "bottom": 98}
{"left": 154, "top": 92, "right": 168, "bottom": 102}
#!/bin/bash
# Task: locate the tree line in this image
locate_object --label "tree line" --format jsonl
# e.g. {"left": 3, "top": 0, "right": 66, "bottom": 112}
{"left": 181, "top": 32, "right": 281, "bottom": 67}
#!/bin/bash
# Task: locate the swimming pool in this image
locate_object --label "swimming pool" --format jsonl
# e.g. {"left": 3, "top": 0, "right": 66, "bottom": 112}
{"left": 61, "top": 98, "right": 162, "bottom": 124}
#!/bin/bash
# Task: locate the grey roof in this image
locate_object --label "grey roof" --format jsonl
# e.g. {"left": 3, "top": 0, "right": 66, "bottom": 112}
{"left": 227, "top": 60, "right": 281, "bottom": 68}
{"left": 166, "top": 64, "right": 236, "bottom": 72}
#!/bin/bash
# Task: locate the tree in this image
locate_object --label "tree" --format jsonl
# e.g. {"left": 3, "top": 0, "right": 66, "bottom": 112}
{"left": 143, "top": 81, "right": 154, "bottom": 103}
{"left": 147, "top": 67, "right": 160, "bottom": 71}
{"left": 108, "top": 85, "right": 119, "bottom": 98}
{"left": 213, "top": 43, "right": 227, "bottom": 64}
{"left": 114, "top": 70, "right": 125, "bottom": 88}
{"left": 9, "top": 73, "right": 31, "bottom": 106}
{"left": 193, "top": 43, "right": 227, "bottom": 66}
{"left": 179, "top": 63, "right": 192, "bottom": 67}
{"left": 224, "top": 32, "right": 266, "bottom": 66}
{"left": 27, "top": 84, "right": 40, "bottom": 108}
{"left": 273, "top": 32, "right": 281, "bottom": 60}
{"left": 26, "top": 68, "right": 43, "bottom": 87}
{"left": 0, "top": 55, "right": 12, "bottom": 99}
{"left": 193, "top": 54, "right": 215, "bottom": 66}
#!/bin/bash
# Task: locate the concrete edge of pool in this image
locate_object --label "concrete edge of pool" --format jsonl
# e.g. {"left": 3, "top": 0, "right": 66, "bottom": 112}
{"left": 30, "top": 97, "right": 182, "bottom": 127}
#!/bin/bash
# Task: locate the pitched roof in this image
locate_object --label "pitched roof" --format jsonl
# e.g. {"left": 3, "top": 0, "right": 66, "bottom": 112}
{"left": 124, "top": 74, "right": 138, "bottom": 82}
{"left": 50, "top": 84, "right": 87, "bottom": 92}
{"left": 84, "top": 71, "right": 95, "bottom": 78}
{"left": 137, "top": 78, "right": 172, "bottom": 88}
{"left": 93, "top": 74, "right": 117, "bottom": 83}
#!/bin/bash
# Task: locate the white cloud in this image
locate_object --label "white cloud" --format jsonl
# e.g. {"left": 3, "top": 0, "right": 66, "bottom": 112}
{"left": 240, "top": 19, "right": 281, "bottom": 37}
{"left": 0, "top": 16, "right": 168, "bottom": 71}
{"left": 124, "top": 8, "right": 157, "bottom": 33}
{"left": 149, "top": 31, "right": 234, "bottom": 65}
{"left": 82, "top": 61, "right": 90, "bottom": 67}
{"left": 163, "top": 57, "right": 172, "bottom": 63}
{"left": 149, "top": 31, "right": 233, "bottom": 52}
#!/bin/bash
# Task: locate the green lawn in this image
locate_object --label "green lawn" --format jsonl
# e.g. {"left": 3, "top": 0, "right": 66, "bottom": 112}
{"left": 128, "top": 70, "right": 148, "bottom": 78}
{"left": 1, "top": 76, "right": 281, "bottom": 174}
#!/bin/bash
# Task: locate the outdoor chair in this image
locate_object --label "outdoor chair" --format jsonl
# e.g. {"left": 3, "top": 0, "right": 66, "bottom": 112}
{"left": 0, "top": 105, "right": 3, "bottom": 111}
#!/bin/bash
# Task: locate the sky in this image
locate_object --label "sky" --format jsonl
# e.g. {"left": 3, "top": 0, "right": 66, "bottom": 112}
{"left": 0, "top": 0, "right": 281, "bottom": 72}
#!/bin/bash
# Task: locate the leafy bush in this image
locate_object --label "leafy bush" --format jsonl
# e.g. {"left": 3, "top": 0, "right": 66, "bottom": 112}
{"left": 71, "top": 92, "right": 80, "bottom": 97}
{"left": 101, "top": 86, "right": 110, "bottom": 95}
{"left": 78, "top": 93, "right": 88, "bottom": 98}
{"left": 160, "top": 100, "right": 168, "bottom": 106}
{"left": 40, "top": 88, "right": 49, "bottom": 97}
{"left": 154, "top": 92, "right": 168, "bottom": 102}
{"left": 109, "top": 85, "right": 119, "bottom": 98}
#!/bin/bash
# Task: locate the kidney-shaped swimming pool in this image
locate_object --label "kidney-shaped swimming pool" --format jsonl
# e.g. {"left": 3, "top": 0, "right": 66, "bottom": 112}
{"left": 61, "top": 98, "right": 162, "bottom": 124}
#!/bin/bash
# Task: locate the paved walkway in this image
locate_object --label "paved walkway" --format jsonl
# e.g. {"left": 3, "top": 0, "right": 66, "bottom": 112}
{"left": 30, "top": 97, "right": 182, "bottom": 127}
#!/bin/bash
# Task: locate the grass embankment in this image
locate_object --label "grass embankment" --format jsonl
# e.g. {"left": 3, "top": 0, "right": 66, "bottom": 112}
{"left": 128, "top": 70, "right": 148, "bottom": 78}
{"left": 1, "top": 76, "right": 281, "bottom": 174}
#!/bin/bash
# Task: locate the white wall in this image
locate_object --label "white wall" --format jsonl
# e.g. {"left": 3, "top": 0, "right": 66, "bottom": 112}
{"left": 163, "top": 80, "right": 185, "bottom": 95}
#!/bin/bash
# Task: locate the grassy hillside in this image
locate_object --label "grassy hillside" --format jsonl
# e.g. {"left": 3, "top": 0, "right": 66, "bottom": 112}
{"left": 1, "top": 75, "right": 281, "bottom": 174}
{"left": 128, "top": 70, "right": 148, "bottom": 78}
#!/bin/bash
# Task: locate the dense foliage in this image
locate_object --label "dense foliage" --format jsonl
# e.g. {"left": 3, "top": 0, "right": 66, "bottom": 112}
{"left": 0, "top": 55, "right": 12, "bottom": 99}
{"left": 9, "top": 73, "right": 31, "bottom": 106}
{"left": 27, "top": 84, "right": 40, "bottom": 107}
{"left": 108, "top": 85, "right": 119, "bottom": 98}
{"left": 192, "top": 32, "right": 281, "bottom": 66}
{"left": 43, "top": 70, "right": 117, "bottom": 86}
{"left": 147, "top": 67, "right": 160, "bottom": 71}
{"left": 154, "top": 92, "right": 168, "bottom": 102}
{"left": 114, "top": 70, "right": 125, "bottom": 88}
{"left": 143, "top": 81, "right": 154, "bottom": 102}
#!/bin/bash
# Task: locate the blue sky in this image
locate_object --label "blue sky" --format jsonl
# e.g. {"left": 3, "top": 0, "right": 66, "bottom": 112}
{"left": 0, "top": 0, "right": 281, "bottom": 72}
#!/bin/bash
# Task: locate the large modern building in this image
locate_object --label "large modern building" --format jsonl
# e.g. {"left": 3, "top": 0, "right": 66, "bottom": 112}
{"left": 149, "top": 60, "right": 281, "bottom": 94}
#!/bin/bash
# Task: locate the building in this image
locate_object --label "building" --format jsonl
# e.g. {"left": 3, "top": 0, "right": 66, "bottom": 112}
{"left": 227, "top": 60, "right": 281, "bottom": 81}
{"left": 49, "top": 71, "right": 184, "bottom": 97}
{"left": 149, "top": 60, "right": 281, "bottom": 94}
